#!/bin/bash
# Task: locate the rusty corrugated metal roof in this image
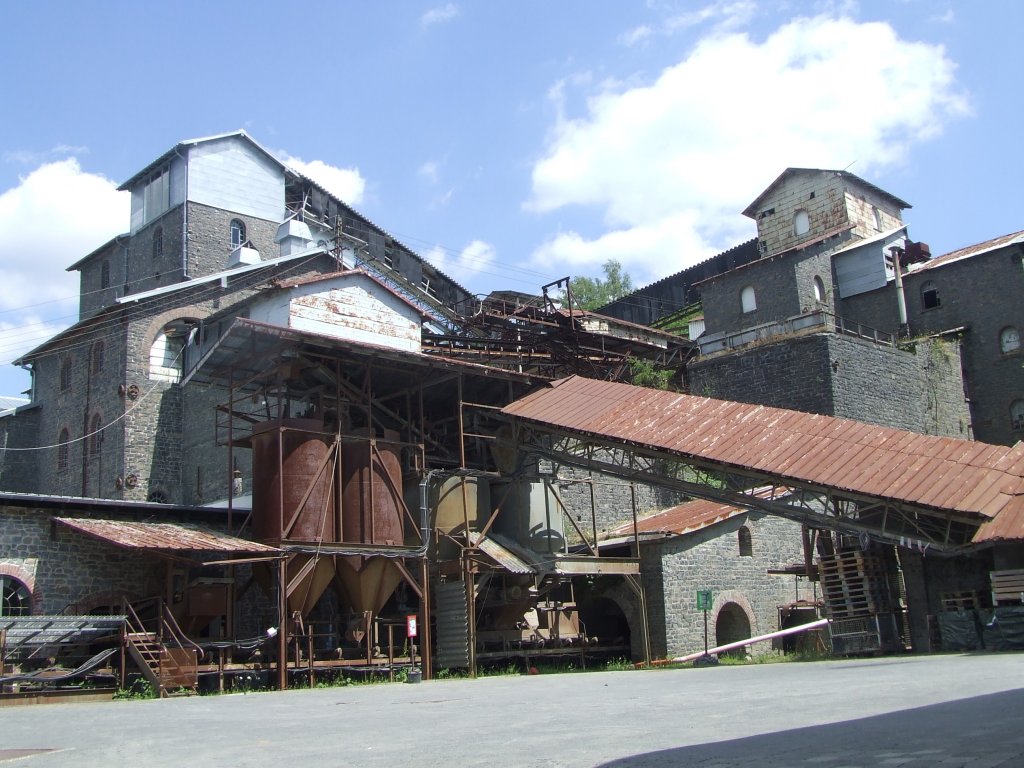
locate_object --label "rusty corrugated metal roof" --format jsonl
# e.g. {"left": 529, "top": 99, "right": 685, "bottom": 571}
{"left": 605, "top": 487, "right": 786, "bottom": 539}
{"left": 469, "top": 532, "right": 536, "bottom": 574}
{"left": 911, "top": 230, "right": 1024, "bottom": 273}
{"left": 502, "top": 377, "right": 1024, "bottom": 524}
{"left": 55, "top": 518, "right": 280, "bottom": 554}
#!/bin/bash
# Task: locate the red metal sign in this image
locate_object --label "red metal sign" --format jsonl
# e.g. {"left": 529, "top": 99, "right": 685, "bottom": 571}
{"left": 406, "top": 615, "right": 418, "bottom": 638}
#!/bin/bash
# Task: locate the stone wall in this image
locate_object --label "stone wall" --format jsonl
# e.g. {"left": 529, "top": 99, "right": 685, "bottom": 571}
{"left": 689, "top": 332, "right": 970, "bottom": 437}
{"left": 641, "top": 512, "right": 813, "bottom": 659}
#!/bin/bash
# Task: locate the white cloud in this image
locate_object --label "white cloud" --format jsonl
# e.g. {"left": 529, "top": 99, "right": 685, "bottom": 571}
{"left": 526, "top": 15, "right": 969, "bottom": 285}
{"left": 284, "top": 157, "right": 366, "bottom": 205}
{"left": 423, "top": 239, "right": 497, "bottom": 277}
{"left": 418, "top": 160, "right": 441, "bottom": 184}
{"left": 422, "top": 3, "right": 459, "bottom": 26}
{"left": 0, "top": 159, "right": 128, "bottom": 369}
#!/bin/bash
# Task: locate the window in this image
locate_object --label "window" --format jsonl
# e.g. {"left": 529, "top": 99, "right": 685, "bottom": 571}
{"left": 57, "top": 427, "right": 70, "bottom": 471}
{"left": 793, "top": 209, "right": 810, "bottom": 236}
{"left": 872, "top": 206, "right": 883, "bottom": 231}
{"left": 100, "top": 260, "right": 110, "bottom": 289}
{"left": 88, "top": 413, "right": 103, "bottom": 457}
{"left": 813, "top": 275, "right": 825, "bottom": 303}
{"left": 921, "top": 281, "right": 940, "bottom": 310}
{"left": 1, "top": 575, "right": 31, "bottom": 616}
{"left": 148, "top": 327, "right": 186, "bottom": 385}
{"left": 148, "top": 488, "right": 170, "bottom": 504}
{"left": 91, "top": 341, "right": 104, "bottom": 374}
{"left": 230, "top": 219, "right": 246, "bottom": 249}
{"left": 740, "top": 285, "right": 757, "bottom": 313}
{"left": 1000, "top": 326, "right": 1020, "bottom": 354}
{"left": 738, "top": 526, "right": 753, "bottom": 557}
{"left": 143, "top": 167, "right": 170, "bottom": 222}
{"left": 1012, "top": 400, "right": 1024, "bottom": 432}
{"left": 153, "top": 226, "right": 163, "bottom": 260}
{"left": 59, "top": 356, "right": 72, "bottom": 391}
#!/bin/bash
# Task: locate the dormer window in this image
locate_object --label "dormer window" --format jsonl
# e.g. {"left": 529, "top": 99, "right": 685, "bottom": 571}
{"left": 793, "top": 209, "right": 810, "bottom": 236}
{"left": 230, "top": 219, "right": 246, "bottom": 250}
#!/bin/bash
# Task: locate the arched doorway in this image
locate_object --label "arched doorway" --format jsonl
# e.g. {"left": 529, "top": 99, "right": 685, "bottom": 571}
{"left": 715, "top": 601, "right": 751, "bottom": 656}
{"left": 578, "top": 595, "right": 631, "bottom": 649}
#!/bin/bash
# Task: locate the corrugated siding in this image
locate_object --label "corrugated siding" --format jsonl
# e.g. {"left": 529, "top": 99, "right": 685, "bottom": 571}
{"left": 434, "top": 580, "right": 470, "bottom": 670}
{"left": 55, "top": 518, "right": 279, "bottom": 553}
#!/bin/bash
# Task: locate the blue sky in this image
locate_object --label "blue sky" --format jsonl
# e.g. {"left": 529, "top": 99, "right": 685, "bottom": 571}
{"left": 1, "top": 1, "right": 1020, "bottom": 398}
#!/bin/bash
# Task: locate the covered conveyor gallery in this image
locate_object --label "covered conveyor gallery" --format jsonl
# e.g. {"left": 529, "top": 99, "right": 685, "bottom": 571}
{"left": 502, "top": 376, "right": 1024, "bottom": 553}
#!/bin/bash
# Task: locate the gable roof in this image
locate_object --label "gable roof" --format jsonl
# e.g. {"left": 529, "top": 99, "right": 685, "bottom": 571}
{"left": 742, "top": 168, "right": 912, "bottom": 219}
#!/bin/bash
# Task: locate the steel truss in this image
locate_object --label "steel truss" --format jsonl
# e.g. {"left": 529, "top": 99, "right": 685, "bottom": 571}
{"left": 511, "top": 423, "right": 981, "bottom": 553}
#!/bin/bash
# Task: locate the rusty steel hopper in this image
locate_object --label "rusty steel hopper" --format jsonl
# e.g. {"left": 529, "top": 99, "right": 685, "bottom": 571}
{"left": 251, "top": 419, "right": 338, "bottom": 617}
{"left": 335, "top": 429, "right": 406, "bottom": 618}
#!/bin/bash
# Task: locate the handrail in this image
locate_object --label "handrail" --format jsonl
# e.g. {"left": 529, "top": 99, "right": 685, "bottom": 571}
{"left": 160, "top": 603, "right": 205, "bottom": 660}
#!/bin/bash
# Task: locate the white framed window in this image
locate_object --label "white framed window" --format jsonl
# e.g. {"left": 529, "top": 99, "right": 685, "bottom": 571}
{"left": 740, "top": 285, "right": 757, "bottom": 313}
{"left": 813, "top": 275, "right": 825, "bottom": 303}
{"left": 793, "top": 209, "right": 810, "bottom": 236}
{"left": 230, "top": 219, "right": 246, "bottom": 249}
{"left": 999, "top": 326, "right": 1020, "bottom": 354}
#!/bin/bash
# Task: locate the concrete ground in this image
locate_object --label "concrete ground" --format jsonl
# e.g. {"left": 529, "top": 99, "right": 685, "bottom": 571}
{"left": 2, "top": 653, "right": 1023, "bottom": 767}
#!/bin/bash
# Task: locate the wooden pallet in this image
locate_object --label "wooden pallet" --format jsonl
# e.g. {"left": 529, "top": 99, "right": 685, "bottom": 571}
{"left": 990, "top": 570, "right": 1024, "bottom": 605}
{"left": 941, "top": 591, "right": 979, "bottom": 611}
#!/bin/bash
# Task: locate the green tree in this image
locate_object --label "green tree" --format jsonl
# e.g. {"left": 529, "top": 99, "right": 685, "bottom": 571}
{"left": 568, "top": 259, "right": 633, "bottom": 310}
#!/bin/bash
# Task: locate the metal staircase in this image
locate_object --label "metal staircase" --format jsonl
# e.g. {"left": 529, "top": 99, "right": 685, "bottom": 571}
{"left": 123, "top": 599, "right": 201, "bottom": 698}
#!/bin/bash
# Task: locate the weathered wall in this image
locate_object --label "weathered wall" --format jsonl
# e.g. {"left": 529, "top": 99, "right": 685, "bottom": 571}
{"left": 641, "top": 512, "right": 813, "bottom": 659}
{"left": 689, "top": 333, "right": 970, "bottom": 437}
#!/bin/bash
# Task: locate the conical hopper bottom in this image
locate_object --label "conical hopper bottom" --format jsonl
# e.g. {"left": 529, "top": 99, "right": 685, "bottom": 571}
{"left": 286, "top": 555, "right": 337, "bottom": 617}
{"left": 335, "top": 556, "right": 403, "bottom": 616}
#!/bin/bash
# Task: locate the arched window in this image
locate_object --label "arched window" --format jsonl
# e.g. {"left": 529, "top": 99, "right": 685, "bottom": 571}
{"left": 740, "top": 285, "right": 757, "bottom": 314}
{"left": 152, "top": 226, "right": 163, "bottom": 260}
{"left": 88, "top": 412, "right": 103, "bottom": 457}
{"left": 57, "top": 427, "right": 70, "bottom": 471}
{"left": 738, "top": 526, "right": 753, "bottom": 557}
{"left": 91, "top": 341, "right": 104, "bottom": 374}
{"left": 1012, "top": 400, "right": 1024, "bottom": 432}
{"left": 60, "top": 356, "right": 72, "bottom": 391}
{"left": 148, "top": 488, "right": 170, "bottom": 504}
{"left": 100, "top": 260, "right": 110, "bottom": 289}
{"left": 921, "top": 281, "right": 940, "bottom": 310}
{"left": 793, "top": 209, "right": 810, "bottom": 236}
{"left": 1, "top": 575, "right": 32, "bottom": 616}
{"left": 872, "top": 206, "right": 883, "bottom": 231}
{"left": 230, "top": 219, "right": 246, "bottom": 249}
{"left": 813, "top": 275, "right": 825, "bottom": 303}
{"left": 1000, "top": 327, "right": 1020, "bottom": 354}
{"left": 150, "top": 332, "right": 184, "bottom": 382}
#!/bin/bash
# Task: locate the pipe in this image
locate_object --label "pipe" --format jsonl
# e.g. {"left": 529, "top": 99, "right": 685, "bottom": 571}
{"left": 670, "top": 618, "right": 829, "bottom": 664}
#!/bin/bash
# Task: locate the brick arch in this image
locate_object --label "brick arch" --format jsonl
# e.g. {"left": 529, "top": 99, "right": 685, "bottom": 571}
{"left": 0, "top": 561, "right": 39, "bottom": 614}
{"left": 597, "top": 580, "right": 647, "bottom": 661}
{"left": 711, "top": 589, "right": 758, "bottom": 638}
{"left": 142, "top": 309, "right": 205, "bottom": 351}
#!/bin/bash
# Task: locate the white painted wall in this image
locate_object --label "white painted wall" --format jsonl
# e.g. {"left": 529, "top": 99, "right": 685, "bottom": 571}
{"left": 187, "top": 136, "right": 283, "bottom": 222}
{"left": 249, "top": 273, "right": 422, "bottom": 353}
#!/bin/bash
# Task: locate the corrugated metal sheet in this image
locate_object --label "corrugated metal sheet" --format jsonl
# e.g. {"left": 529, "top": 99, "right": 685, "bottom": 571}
{"left": 910, "top": 230, "right": 1024, "bottom": 273}
{"left": 54, "top": 518, "right": 280, "bottom": 553}
{"left": 605, "top": 486, "right": 785, "bottom": 539}
{"left": 434, "top": 580, "right": 470, "bottom": 669}
{"left": 502, "top": 377, "right": 1024, "bottom": 526}
{"left": 469, "top": 533, "right": 536, "bottom": 574}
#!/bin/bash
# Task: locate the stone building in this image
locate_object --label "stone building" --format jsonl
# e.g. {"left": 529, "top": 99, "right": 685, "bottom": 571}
{"left": 0, "top": 131, "right": 471, "bottom": 504}
{"left": 599, "top": 494, "right": 815, "bottom": 660}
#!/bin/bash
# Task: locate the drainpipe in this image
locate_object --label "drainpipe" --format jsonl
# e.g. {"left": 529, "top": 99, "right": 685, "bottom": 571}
{"left": 889, "top": 246, "right": 908, "bottom": 335}
{"left": 172, "top": 147, "right": 189, "bottom": 280}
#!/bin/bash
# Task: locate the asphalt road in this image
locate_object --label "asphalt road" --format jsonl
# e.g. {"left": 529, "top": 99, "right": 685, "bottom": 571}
{"left": 3, "top": 653, "right": 1023, "bottom": 767}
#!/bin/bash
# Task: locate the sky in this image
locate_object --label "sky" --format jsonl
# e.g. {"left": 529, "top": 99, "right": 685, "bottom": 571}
{"left": 0, "top": 1, "right": 1020, "bottom": 398}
